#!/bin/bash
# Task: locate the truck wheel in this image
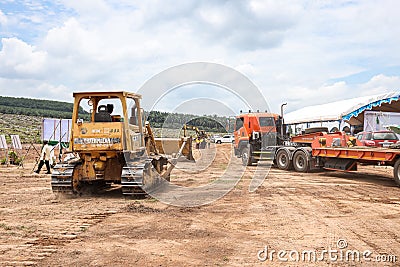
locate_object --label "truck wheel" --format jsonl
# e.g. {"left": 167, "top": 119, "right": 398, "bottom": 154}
{"left": 293, "top": 150, "right": 309, "bottom": 172}
{"left": 393, "top": 158, "right": 400, "bottom": 186}
{"left": 216, "top": 140, "right": 221, "bottom": 144}
{"left": 276, "top": 149, "right": 293, "bottom": 170}
{"left": 241, "top": 147, "right": 253, "bottom": 166}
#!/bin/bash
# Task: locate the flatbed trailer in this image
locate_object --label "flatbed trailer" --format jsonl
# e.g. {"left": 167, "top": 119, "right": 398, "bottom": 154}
{"left": 274, "top": 131, "right": 400, "bottom": 186}
{"left": 313, "top": 146, "right": 400, "bottom": 163}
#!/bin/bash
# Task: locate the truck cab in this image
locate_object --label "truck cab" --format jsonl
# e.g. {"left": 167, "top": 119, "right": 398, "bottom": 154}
{"left": 233, "top": 112, "right": 282, "bottom": 165}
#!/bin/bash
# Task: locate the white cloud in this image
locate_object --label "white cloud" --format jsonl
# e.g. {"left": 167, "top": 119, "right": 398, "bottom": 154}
{"left": 234, "top": 63, "right": 259, "bottom": 78}
{"left": 360, "top": 74, "right": 400, "bottom": 95}
{"left": 43, "top": 18, "right": 92, "bottom": 58}
{"left": 0, "top": 38, "right": 47, "bottom": 79}
{"left": 0, "top": 9, "right": 7, "bottom": 25}
{"left": 59, "top": 0, "right": 110, "bottom": 17}
{"left": 0, "top": 78, "right": 71, "bottom": 102}
{"left": 192, "top": 1, "right": 300, "bottom": 50}
{"left": 0, "top": 1, "right": 399, "bottom": 116}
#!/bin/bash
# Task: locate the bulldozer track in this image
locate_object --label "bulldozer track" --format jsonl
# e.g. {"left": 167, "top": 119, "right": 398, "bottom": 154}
{"left": 121, "top": 163, "right": 147, "bottom": 196}
{"left": 51, "top": 164, "right": 75, "bottom": 194}
{"left": 52, "top": 161, "right": 154, "bottom": 196}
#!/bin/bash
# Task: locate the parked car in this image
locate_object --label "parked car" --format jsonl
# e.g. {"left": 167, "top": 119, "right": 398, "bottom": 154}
{"left": 355, "top": 130, "right": 399, "bottom": 147}
{"left": 215, "top": 134, "right": 234, "bottom": 144}
{"left": 210, "top": 134, "right": 221, "bottom": 143}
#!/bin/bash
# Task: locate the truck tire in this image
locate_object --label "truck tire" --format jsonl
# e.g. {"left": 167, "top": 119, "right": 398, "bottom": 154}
{"left": 393, "top": 158, "right": 400, "bottom": 186}
{"left": 241, "top": 147, "right": 253, "bottom": 166}
{"left": 304, "top": 127, "right": 329, "bottom": 134}
{"left": 293, "top": 150, "right": 309, "bottom": 172}
{"left": 276, "top": 149, "right": 293, "bottom": 170}
{"left": 216, "top": 140, "right": 222, "bottom": 144}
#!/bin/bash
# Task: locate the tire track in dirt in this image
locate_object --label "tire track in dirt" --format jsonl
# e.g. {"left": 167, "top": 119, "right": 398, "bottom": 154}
{"left": 0, "top": 201, "right": 121, "bottom": 266}
{"left": 2, "top": 145, "right": 400, "bottom": 266}
{"left": 0, "top": 163, "right": 129, "bottom": 266}
{"left": 251, "top": 166, "right": 400, "bottom": 266}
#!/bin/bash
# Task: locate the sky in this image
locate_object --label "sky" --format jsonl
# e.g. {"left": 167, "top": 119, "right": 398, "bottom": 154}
{"left": 0, "top": 0, "right": 399, "bottom": 116}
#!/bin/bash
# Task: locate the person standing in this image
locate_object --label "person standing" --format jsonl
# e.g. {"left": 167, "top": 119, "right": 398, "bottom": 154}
{"left": 35, "top": 140, "right": 52, "bottom": 174}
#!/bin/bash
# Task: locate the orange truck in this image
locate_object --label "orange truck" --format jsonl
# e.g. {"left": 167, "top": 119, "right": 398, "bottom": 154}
{"left": 233, "top": 111, "right": 400, "bottom": 186}
{"left": 233, "top": 112, "right": 283, "bottom": 166}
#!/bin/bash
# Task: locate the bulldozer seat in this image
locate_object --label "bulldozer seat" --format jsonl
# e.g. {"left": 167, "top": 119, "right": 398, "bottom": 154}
{"left": 95, "top": 105, "right": 112, "bottom": 122}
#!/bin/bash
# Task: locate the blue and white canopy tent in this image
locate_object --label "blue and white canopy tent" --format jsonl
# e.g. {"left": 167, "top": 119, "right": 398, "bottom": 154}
{"left": 342, "top": 92, "right": 400, "bottom": 126}
{"left": 284, "top": 92, "right": 400, "bottom": 133}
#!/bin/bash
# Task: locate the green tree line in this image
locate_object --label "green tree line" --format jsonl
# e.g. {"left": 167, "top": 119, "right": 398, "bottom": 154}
{"left": 0, "top": 96, "right": 234, "bottom": 133}
{"left": 145, "top": 111, "right": 234, "bottom": 133}
{"left": 0, "top": 96, "right": 89, "bottom": 119}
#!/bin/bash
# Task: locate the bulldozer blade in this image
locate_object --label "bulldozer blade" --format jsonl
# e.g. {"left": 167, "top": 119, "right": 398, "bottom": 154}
{"left": 154, "top": 137, "right": 194, "bottom": 161}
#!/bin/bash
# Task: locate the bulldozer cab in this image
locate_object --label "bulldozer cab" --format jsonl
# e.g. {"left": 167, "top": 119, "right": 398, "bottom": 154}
{"left": 70, "top": 91, "right": 144, "bottom": 153}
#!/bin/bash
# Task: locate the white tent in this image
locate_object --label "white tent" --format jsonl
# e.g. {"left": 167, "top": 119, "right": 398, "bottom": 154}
{"left": 284, "top": 92, "right": 400, "bottom": 125}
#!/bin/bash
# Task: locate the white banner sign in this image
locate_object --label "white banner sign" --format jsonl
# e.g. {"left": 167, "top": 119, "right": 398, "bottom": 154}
{"left": 42, "top": 118, "right": 72, "bottom": 142}
{"left": 364, "top": 111, "right": 400, "bottom": 131}
{"left": 10, "top": 135, "right": 22, "bottom": 150}
{"left": 0, "top": 135, "right": 7, "bottom": 149}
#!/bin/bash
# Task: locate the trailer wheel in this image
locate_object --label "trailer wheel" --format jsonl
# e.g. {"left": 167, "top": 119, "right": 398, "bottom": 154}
{"left": 293, "top": 150, "right": 309, "bottom": 172}
{"left": 393, "top": 158, "right": 400, "bottom": 186}
{"left": 276, "top": 149, "right": 293, "bottom": 170}
{"left": 241, "top": 147, "right": 253, "bottom": 166}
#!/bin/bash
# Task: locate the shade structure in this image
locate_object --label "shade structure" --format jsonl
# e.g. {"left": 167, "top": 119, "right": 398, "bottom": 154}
{"left": 284, "top": 92, "right": 400, "bottom": 126}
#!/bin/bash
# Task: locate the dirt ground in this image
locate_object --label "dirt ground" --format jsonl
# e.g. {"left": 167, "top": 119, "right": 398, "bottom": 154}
{"left": 1, "top": 144, "right": 400, "bottom": 266}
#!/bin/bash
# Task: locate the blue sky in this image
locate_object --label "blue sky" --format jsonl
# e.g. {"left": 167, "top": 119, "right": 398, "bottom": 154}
{"left": 0, "top": 0, "right": 399, "bottom": 116}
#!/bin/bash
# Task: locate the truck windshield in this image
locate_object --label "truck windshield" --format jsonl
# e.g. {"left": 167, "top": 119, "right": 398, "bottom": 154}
{"left": 373, "top": 132, "right": 398, "bottom": 140}
{"left": 234, "top": 117, "right": 244, "bottom": 131}
{"left": 259, "top": 117, "right": 275, "bottom": 127}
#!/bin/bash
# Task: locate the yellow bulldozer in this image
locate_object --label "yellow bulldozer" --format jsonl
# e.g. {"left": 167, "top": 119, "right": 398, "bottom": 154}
{"left": 51, "top": 91, "right": 193, "bottom": 195}
{"left": 183, "top": 124, "right": 208, "bottom": 149}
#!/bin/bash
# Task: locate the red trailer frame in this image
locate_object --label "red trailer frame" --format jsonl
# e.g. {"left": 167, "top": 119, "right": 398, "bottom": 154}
{"left": 274, "top": 131, "right": 400, "bottom": 186}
